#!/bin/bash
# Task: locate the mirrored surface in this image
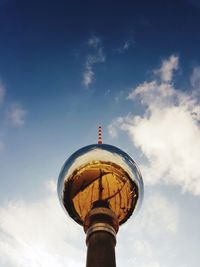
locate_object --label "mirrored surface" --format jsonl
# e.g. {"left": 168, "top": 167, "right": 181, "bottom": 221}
{"left": 58, "top": 144, "right": 143, "bottom": 226}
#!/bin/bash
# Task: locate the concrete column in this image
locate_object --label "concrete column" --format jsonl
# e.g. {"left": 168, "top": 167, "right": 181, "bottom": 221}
{"left": 84, "top": 206, "right": 119, "bottom": 267}
{"left": 86, "top": 223, "right": 116, "bottom": 267}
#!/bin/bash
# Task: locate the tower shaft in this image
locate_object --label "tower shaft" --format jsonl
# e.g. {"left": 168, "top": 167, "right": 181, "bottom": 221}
{"left": 86, "top": 225, "right": 116, "bottom": 267}
{"left": 84, "top": 207, "right": 118, "bottom": 267}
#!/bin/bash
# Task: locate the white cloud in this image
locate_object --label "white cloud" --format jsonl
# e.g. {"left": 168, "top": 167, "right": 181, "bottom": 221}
{"left": 137, "top": 194, "right": 179, "bottom": 234}
{"left": 83, "top": 66, "right": 94, "bottom": 87}
{"left": 82, "top": 36, "right": 106, "bottom": 88}
{"left": 108, "top": 117, "right": 124, "bottom": 138}
{"left": 7, "top": 104, "right": 27, "bottom": 126}
{"left": 45, "top": 179, "right": 57, "bottom": 193}
{"left": 109, "top": 55, "right": 200, "bottom": 196}
{"left": 0, "top": 79, "right": 28, "bottom": 149}
{"left": 154, "top": 55, "right": 178, "bottom": 82}
{"left": 122, "top": 193, "right": 179, "bottom": 239}
{"left": 140, "top": 262, "right": 161, "bottom": 267}
{"left": 117, "top": 192, "right": 179, "bottom": 267}
{"left": 0, "top": 80, "right": 6, "bottom": 103}
{"left": 133, "top": 240, "right": 153, "bottom": 258}
{"left": 190, "top": 66, "right": 200, "bottom": 88}
{"left": 0, "top": 180, "right": 84, "bottom": 267}
{"left": 0, "top": 179, "right": 179, "bottom": 267}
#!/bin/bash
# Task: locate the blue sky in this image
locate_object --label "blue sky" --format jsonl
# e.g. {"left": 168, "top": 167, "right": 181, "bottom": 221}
{"left": 0, "top": 0, "right": 200, "bottom": 266}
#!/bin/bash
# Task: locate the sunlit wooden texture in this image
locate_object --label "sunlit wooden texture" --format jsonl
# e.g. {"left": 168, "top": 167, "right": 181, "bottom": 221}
{"left": 65, "top": 161, "right": 138, "bottom": 224}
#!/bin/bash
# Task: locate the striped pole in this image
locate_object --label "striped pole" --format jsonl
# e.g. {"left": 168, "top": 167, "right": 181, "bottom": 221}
{"left": 98, "top": 126, "right": 102, "bottom": 144}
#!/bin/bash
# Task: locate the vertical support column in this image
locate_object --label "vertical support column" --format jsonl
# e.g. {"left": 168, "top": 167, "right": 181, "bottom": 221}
{"left": 84, "top": 207, "right": 119, "bottom": 267}
{"left": 86, "top": 223, "right": 116, "bottom": 267}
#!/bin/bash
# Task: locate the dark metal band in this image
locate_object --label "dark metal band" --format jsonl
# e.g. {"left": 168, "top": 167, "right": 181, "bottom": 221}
{"left": 86, "top": 222, "right": 116, "bottom": 245}
{"left": 84, "top": 207, "right": 119, "bottom": 233}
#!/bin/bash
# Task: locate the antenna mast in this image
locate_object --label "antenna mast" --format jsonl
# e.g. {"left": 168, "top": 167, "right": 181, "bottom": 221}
{"left": 98, "top": 126, "right": 102, "bottom": 144}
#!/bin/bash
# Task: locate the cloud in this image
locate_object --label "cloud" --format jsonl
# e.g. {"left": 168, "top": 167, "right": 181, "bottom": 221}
{"left": 117, "top": 192, "right": 179, "bottom": 267}
{"left": 139, "top": 262, "right": 161, "bottom": 267}
{"left": 82, "top": 36, "right": 106, "bottom": 88}
{"left": 109, "top": 55, "right": 200, "bottom": 196}
{"left": 136, "top": 194, "right": 179, "bottom": 235}
{"left": 7, "top": 104, "right": 27, "bottom": 126}
{"left": 0, "top": 78, "right": 29, "bottom": 150}
{"left": 0, "top": 178, "right": 179, "bottom": 267}
{"left": 121, "top": 193, "right": 179, "bottom": 240}
{"left": 133, "top": 239, "right": 153, "bottom": 258}
{"left": 190, "top": 66, "right": 200, "bottom": 88}
{"left": 108, "top": 117, "right": 124, "bottom": 138}
{"left": 116, "top": 38, "right": 134, "bottom": 54}
{"left": 83, "top": 67, "right": 94, "bottom": 87}
{"left": 0, "top": 180, "right": 84, "bottom": 267}
{"left": 0, "top": 80, "right": 6, "bottom": 103}
{"left": 88, "top": 35, "right": 101, "bottom": 48}
{"left": 154, "top": 55, "right": 178, "bottom": 82}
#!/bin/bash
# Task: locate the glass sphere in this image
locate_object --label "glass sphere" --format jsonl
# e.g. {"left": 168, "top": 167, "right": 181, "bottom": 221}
{"left": 58, "top": 144, "right": 143, "bottom": 226}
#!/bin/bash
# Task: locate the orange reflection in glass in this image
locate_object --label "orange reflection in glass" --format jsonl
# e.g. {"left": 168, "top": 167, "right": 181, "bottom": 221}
{"left": 63, "top": 160, "right": 138, "bottom": 225}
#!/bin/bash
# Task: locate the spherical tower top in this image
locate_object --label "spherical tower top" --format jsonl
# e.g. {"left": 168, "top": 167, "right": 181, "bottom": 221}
{"left": 58, "top": 140, "right": 143, "bottom": 227}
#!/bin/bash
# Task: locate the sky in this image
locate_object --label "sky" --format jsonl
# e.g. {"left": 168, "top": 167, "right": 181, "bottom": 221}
{"left": 0, "top": 0, "right": 200, "bottom": 266}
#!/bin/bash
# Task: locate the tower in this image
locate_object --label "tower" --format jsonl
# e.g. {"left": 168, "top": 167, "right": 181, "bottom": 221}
{"left": 57, "top": 126, "right": 143, "bottom": 267}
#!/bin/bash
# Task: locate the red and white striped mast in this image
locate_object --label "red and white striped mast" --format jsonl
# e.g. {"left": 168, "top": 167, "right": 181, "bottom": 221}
{"left": 98, "top": 126, "right": 102, "bottom": 144}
